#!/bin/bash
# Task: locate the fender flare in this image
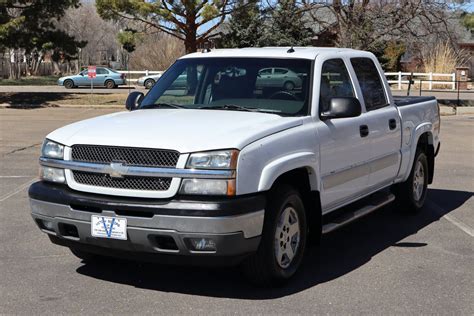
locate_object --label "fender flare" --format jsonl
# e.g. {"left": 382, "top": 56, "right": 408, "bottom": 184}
{"left": 402, "top": 122, "right": 433, "bottom": 182}
{"left": 258, "top": 152, "right": 319, "bottom": 192}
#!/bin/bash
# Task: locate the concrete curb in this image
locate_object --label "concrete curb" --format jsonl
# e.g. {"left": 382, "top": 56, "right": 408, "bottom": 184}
{"left": 439, "top": 106, "right": 474, "bottom": 116}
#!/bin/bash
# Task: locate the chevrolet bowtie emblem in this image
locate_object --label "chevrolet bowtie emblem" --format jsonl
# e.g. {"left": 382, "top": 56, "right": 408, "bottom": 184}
{"left": 106, "top": 162, "right": 129, "bottom": 178}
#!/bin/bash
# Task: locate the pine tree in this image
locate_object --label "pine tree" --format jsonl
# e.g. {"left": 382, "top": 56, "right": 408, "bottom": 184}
{"left": 260, "top": 0, "right": 314, "bottom": 47}
{"left": 220, "top": 0, "right": 264, "bottom": 48}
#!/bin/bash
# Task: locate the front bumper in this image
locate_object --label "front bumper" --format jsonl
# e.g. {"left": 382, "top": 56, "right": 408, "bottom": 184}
{"left": 29, "top": 182, "right": 265, "bottom": 265}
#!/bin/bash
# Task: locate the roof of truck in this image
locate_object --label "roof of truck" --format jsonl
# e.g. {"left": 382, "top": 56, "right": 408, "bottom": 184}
{"left": 180, "top": 47, "right": 359, "bottom": 60}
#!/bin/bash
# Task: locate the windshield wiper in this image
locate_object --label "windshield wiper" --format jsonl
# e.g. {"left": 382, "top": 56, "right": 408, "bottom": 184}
{"left": 198, "top": 104, "right": 257, "bottom": 112}
{"left": 199, "top": 104, "right": 282, "bottom": 114}
{"left": 141, "top": 103, "right": 186, "bottom": 109}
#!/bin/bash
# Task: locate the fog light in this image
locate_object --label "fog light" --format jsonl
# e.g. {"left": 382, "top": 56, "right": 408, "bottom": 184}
{"left": 188, "top": 238, "right": 216, "bottom": 251}
{"left": 40, "top": 166, "right": 66, "bottom": 183}
{"left": 37, "top": 219, "right": 55, "bottom": 232}
{"left": 43, "top": 220, "right": 55, "bottom": 231}
{"left": 179, "top": 179, "right": 235, "bottom": 196}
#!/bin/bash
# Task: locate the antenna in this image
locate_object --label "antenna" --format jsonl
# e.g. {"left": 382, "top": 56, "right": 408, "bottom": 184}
{"left": 287, "top": 46, "right": 295, "bottom": 53}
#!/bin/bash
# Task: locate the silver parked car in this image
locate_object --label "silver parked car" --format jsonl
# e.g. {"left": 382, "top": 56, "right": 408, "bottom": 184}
{"left": 256, "top": 67, "right": 303, "bottom": 90}
{"left": 137, "top": 73, "right": 162, "bottom": 89}
{"left": 58, "top": 67, "right": 126, "bottom": 89}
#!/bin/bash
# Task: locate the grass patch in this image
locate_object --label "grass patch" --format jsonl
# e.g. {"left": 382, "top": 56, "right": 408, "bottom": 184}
{"left": 0, "top": 76, "right": 60, "bottom": 86}
{"left": 0, "top": 92, "right": 126, "bottom": 107}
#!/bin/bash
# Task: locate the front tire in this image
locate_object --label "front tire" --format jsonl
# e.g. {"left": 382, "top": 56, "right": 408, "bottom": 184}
{"left": 393, "top": 149, "right": 429, "bottom": 213}
{"left": 64, "top": 79, "right": 74, "bottom": 89}
{"left": 242, "top": 184, "right": 307, "bottom": 286}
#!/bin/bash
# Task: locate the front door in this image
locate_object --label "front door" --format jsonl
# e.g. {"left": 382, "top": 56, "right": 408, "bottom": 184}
{"left": 316, "top": 58, "right": 371, "bottom": 211}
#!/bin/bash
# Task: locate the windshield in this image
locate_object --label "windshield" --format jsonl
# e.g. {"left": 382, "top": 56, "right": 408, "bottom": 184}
{"left": 140, "top": 58, "right": 312, "bottom": 116}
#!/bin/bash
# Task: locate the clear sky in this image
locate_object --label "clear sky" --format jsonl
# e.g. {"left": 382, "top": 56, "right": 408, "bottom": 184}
{"left": 465, "top": 2, "right": 474, "bottom": 12}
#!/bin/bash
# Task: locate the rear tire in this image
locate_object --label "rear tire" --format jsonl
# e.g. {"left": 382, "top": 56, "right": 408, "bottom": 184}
{"left": 393, "top": 149, "right": 429, "bottom": 213}
{"left": 144, "top": 79, "right": 155, "bottom": 89}
{"left": 64, "top": 79, "right": 74, "bottom": 89}
{"left": 284, "top": 81, "right": 295, "bottom": 91}
{"left": 242, "top": 184, "right": 307, "bottom": 286}
{"left": 105, "top": 80, "right": 116, "bottom": 89}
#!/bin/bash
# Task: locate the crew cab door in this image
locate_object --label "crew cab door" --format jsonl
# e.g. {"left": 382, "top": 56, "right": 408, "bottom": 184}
{"left": 350, "top": 58, "right": 401, "bottom": 188}
{"left": 316, "top": 58, "right": 371, "bottom": 211}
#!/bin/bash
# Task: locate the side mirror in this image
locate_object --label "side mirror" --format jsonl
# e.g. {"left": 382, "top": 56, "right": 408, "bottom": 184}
{"left": 125, "top": 91, "right": 144, "bottom": 111}
{"left": 320, "top": 97, "right": 361, "bottom": 120}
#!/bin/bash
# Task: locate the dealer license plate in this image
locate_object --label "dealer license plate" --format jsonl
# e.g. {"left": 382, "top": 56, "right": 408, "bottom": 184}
{"left": 91, "top": 215, "right": 127, "bottom": 240}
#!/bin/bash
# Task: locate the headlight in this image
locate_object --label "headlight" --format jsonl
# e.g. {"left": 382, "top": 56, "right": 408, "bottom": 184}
{"left": 40, "top": 166, "right": 66, "bottom": 183}
{"left": 41, "top": 139, "right": 64, "bottom": 159}
{"left": 186, "top": 150, "right": 239, "bottom": 169}
{"left": 179, "top": 179, "right": 235, "bottom": 196}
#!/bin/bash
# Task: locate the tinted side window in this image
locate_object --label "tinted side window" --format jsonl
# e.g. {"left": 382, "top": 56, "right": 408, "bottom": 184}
{"left": 350, "top": 58, "right": 387, "bottom": 110}
{"left": 319, "top": 59, "right": 354, "bottom": 112}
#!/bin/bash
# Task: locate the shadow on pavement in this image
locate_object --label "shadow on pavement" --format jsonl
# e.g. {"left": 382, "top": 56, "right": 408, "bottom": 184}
{"left": 0, "top": 92, "right": 66, "bottom": 108}
{"left": 76, "top": 188, "right": 472, "bottom": 299}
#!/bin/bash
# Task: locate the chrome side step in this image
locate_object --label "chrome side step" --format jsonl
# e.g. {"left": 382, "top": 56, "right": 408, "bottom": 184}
{"left": 322, "top": 193, "right": 395, "bottom": 234}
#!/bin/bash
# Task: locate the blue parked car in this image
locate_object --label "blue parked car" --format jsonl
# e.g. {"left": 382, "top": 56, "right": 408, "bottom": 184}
{"left": 58, "top": 67, "right": 126, "bottom": 89}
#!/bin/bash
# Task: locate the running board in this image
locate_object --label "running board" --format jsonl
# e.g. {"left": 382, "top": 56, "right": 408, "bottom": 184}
{"left": 322, "top": 193, "right": 395, "bottom": 234}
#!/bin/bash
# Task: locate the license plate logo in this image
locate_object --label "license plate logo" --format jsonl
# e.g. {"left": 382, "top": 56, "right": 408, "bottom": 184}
{"left": 91, "top": 215, "right": 127, "bottom": 240}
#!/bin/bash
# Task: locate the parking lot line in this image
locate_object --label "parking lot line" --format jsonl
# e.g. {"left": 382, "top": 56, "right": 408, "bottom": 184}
{"left": 428, "top": 200, "right": 474, "bottom": 237}
{"left": 0, "top": 176, "right": 33, "bottom": 178}
{"left": 0, "top": 178, "right": 36, "bottom": 202}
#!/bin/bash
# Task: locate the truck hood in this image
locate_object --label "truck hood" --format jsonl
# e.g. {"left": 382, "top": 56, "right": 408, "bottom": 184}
{"left": 47, "top": 109, "right": 303, "bottom": 153}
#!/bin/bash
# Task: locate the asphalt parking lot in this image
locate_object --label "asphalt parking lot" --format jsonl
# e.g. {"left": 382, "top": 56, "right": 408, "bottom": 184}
{"left": 0, "top": 108, "right": 473, "bottom": 315}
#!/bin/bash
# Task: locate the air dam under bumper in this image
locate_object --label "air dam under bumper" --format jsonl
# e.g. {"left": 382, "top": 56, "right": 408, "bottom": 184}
{"left": 29, "top": 182, "right": 265, "bottom": 265}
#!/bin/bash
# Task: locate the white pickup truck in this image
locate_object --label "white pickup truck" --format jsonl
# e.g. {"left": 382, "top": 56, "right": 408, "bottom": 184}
{"left": 30, "top": 47, "right": 440, "bottom": 286}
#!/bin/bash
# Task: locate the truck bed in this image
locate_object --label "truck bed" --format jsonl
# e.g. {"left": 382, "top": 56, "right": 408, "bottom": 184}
{"left": 394, "top": 96, "right": 436, "bottom": 107}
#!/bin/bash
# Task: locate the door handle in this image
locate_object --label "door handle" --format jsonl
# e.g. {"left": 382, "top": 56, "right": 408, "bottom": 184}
{"left": 360, "top": 125, "right": 369, "bottom": 137}
{"left": 389, "top": 119, "right": 397, "bottom": 130}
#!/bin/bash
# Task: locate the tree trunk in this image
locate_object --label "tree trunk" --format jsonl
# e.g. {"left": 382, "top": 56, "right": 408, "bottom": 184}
{"left": 32, "top": 54, "right": 44, "bottom": 76}
{"left": 52, "top": 61, "right": 61, "bottom": 75}
{"left": 184, "top": 35, "right": 197, "bottom": 54}
{"left": 184, "top": 28, "right": 198, "bottom": 95}
{"left": 9, "top": 57, "right": 20, "bottom": 79}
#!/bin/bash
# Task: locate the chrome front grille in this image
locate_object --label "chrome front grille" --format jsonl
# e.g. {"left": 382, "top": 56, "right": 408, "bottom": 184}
{"left": 71, "top": 145, "right": 180, "bottom": 168}
{"left": 73, "top": 171, "right": 172, "bottom": 191}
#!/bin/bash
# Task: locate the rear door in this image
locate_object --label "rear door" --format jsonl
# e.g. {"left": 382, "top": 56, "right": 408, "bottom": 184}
{"left": 350, "top": 57, "right": 401, "bottom": 189}
{"left": 94, "top": 67, "right": 108, "bottom": 86}
{"left": 316, "top": 58, "right": 371, "bottom": 211}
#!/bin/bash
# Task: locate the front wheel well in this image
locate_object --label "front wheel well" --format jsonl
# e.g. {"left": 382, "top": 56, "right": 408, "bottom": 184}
{"left": 269, "top": 168, "right": 321, "bottom": 244}
{"left": 417, "top": 132, "right": 435, "bottom": 184}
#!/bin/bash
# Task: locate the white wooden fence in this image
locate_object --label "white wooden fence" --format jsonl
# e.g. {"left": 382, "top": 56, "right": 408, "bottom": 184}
{"left": 117, "top": 70, "right": 163, "bottom": 83}
{"left": 385, "top": 72, "right": 456, "bottom": 90}
{"left": 120, "top": 70, "right": 457, "bottom": 90}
